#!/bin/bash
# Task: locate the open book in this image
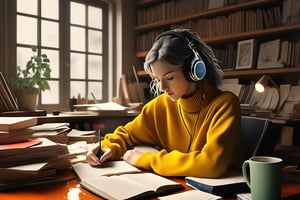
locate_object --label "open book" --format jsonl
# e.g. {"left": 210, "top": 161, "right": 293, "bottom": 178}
{"left": 185, "top": 170, "right": 249, "bottom": 197}
{"left": 72, "top": 161, "right": 184, "bottom": 200}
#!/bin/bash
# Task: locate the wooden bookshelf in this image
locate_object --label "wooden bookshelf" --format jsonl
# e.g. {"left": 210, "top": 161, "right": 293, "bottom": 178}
{"left": 136, "top": 24, "right": 300, "bottom": 58}
{"left": 135, "top": 0, "right": 300, "bottom": 82}
{"left": 136, "top": 0, "right": 277, "bottom": 31}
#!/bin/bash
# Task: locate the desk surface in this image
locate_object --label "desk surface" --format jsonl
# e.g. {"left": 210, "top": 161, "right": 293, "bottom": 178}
{"left": 0, "top": 170, "right": 299, "bottom": 200}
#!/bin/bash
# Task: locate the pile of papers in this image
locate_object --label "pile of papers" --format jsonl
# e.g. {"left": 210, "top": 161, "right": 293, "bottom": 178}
{"left": 30, "top": 122, "right": 70, "bottom": 143}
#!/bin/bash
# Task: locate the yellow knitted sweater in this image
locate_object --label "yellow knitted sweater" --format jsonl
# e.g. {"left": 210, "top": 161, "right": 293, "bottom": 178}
{"left": 102, "top": 81, "right": 244, "bottom": 178}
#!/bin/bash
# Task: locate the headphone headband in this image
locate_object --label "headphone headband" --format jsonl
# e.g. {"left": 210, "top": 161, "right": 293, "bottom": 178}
{"left": 155, "top": 30, "right": 206, "bottom": 82}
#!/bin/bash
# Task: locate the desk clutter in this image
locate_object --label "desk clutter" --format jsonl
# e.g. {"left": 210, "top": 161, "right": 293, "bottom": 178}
{"left": 0, "top": 116, "right": 100, "bottom": 191}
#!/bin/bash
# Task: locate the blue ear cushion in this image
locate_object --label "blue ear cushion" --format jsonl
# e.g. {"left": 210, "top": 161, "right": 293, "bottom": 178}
{"left": 190, "top": 58, "right": 206, "bottom": 81}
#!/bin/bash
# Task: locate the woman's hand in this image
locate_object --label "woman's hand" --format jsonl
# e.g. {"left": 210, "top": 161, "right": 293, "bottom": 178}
{"left": 86, "top": 146, "right": 112, "bottom": 165}
{"left": 122, "top": 149, "right": 143, "bottom": 165}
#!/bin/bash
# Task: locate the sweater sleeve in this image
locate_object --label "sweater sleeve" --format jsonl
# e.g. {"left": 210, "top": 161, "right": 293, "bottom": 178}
{"left": 101, "top": 98, "right": 163, "bottom": 160}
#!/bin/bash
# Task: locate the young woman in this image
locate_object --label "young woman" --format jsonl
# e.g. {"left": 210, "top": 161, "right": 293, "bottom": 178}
{"left": 86, "top": 29, "right": 244, "bottom": 178}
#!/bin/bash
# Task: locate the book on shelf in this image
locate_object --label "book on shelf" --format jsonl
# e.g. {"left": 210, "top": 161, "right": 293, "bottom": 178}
{"left": 0, "top": 116, "right": 37, "bottom": 132}
{"left": 185, "top": 170, "right": 249, "bottom": 197}
{"left": 0, "top": 72, "right": 18, "bottom": 112}
{"left": 72, "top": 161, "right": 184, "bottom": 200}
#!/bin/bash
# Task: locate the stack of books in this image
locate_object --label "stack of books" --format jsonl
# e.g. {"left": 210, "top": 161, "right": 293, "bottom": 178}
{"left": 0, "top": 117, "right": 73, "bottom": 191}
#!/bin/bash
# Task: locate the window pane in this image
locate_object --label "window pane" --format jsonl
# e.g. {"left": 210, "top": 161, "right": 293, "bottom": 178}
{"left": 71, "top": 53, "right": 85, "bottom": 79}
{"left": 16, "top": 47, "right": 34, "bottom": 69}
{"left": 71, "top": 81, "right": 85, "bottom": 99}
{"left": 42, "top": 49, "right": 59, "bottom": 78}
{"left": 88, "top": 30, "right": 102, "bottom": 53}
{"left": 70, "top": 2, "right": 85, "bottom": 26}
{"left": 89, "top": 82, "right": 102, "bottom": 100}
{"left": 17, "top": 16, "right": 37, "bottom": 45}
{"left": 41, "top": 0, "right": 59, "bottom": 20}
{"left": 42, "top": 20, "right": 59, "bottom": 48}
{"left": 88, "top": 55, "right": 102, "bottom": 80}
{"left": 71, "top": 26, "right": 86, "bottom": 51}
{"left": 88, "top": 6, "right": 102, "bottom": 29}
{"left": 17, "top": 0, "right": 37, "bottom": 15}
{"left": 41, "top": 80, "right": 59, "bottom": 104}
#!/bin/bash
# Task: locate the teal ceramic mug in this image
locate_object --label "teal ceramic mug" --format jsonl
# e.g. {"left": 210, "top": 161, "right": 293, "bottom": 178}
{"left": 242, "top": 156, "right": 283, "bottom": 200}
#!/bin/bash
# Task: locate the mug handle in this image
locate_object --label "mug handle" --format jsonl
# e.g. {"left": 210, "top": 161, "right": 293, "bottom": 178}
{"left": 242, "top": 160, "right": 251, "bottom": 188}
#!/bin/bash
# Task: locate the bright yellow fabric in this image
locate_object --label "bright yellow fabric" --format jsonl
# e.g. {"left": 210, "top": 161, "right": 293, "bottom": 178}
{"left": 102, "top": 80, "right": 244, "bottom": 178}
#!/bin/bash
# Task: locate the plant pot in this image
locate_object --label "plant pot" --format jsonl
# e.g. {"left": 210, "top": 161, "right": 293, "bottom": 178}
{"left": 14, "top": 88, "right": 40, "bottom": 111}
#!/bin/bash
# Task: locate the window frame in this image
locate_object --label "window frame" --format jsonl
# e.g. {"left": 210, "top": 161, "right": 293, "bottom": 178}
{"left": 10, "top": 0, "right": 112, "bottom": 112}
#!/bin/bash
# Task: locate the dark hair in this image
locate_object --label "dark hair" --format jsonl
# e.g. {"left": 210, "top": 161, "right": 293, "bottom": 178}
{"left": 144, "top": 29, "right": 223, "bottom": 95}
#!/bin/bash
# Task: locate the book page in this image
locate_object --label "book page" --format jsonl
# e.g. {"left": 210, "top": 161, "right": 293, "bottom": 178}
{"left": 120, "top": 173, "right": 183, "bottom": 193}
{"left": 82, "top": 175, "right": 153, "bottom": 200}
{"left": 72, "top": 161, "right": 141, "bottom": 179}
{"left": 159, "top": 190, "right": 222, "bottom": 200}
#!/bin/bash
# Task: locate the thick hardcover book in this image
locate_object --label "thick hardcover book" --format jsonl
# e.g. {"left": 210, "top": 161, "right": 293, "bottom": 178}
{"left": 73, "top": 162, "right": 184, "bottom": 200}
{"left": 0, "top": 117, "right": 37, "bottom": 131}
{"left": 185, "top": 171, "right": 250, "bottom": 198}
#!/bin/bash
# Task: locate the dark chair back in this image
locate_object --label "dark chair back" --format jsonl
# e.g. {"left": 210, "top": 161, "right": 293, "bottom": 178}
{"left": 241, "top": 116, "right": 281, "bottom": 160}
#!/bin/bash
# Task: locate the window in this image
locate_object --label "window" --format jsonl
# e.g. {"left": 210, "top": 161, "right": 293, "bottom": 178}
{"left": 16, "top": 0, "right": 108, "bottom": 110}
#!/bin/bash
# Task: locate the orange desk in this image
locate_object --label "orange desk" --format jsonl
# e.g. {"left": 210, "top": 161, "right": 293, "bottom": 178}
{"left": 0, "top": 170, "right": 299, "bottom": 200}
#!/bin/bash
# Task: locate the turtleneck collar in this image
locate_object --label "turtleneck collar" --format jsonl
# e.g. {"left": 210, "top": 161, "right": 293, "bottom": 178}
{"left": 177, "top": 80, "right": 220, "bottom": 113}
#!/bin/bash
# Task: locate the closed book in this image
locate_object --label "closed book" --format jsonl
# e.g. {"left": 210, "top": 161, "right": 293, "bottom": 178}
{"left": 185, "top": 171, "right": 249, "bottom": 198}
{"left": 0, "top": 117, "right": 37, "bottom": 132}
{"left": 0, "top": 128, "right": 33, "bottom": 144}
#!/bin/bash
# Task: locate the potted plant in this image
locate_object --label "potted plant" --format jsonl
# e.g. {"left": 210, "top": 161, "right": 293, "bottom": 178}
{"left": 11, "top": 46, "right": 51, "bottom": 111}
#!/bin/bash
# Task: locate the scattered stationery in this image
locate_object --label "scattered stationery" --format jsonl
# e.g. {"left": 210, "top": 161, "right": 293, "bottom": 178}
{"left": 185, "top": 170, "right": 249, "bottom": 197}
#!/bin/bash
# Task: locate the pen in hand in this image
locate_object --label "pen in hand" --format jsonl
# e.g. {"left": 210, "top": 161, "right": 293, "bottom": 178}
{"left": 96, "top": 129, "right": 104, "bottom": 160}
